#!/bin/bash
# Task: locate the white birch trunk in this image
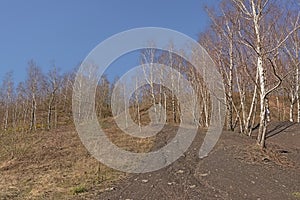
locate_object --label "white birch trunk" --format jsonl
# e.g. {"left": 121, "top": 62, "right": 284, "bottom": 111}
{"left": 290, "top": 102, "right": 294, "bottom": 122}
{"left": 296, "top": 67, "right": 300, "bottom": 123}
{"left": 123, "top": 84, "right": 128, "bottom": 128}
{"left": 135, "top": 77, "right": 141, "bottom": 132}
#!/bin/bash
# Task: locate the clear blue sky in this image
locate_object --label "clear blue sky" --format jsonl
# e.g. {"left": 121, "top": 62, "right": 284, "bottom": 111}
{"left": 0, "top": 0, "right": 219, "bottom": 83}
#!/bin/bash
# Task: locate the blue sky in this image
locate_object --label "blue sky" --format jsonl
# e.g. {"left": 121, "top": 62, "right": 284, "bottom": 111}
{"left": 0, "top": 0, "right": 219, "bottom": 83}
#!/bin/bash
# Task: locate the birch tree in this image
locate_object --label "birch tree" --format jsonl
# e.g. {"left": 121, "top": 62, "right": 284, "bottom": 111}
{"left": 61, "top": 71, "right": 75, "bottom": 121}
{"left": 205, "top": 2, "right": 238, "bottom": 131}
{"left": 26, "top": 60, "right": 44, "bottom": 131}
{"left": 134, "top": 76, "right": 142, "bottom": 131}
{"left": 284, "top": 12, "right": 300, "bottom": 122}
{"left": 45, "top": 65, "right": 61, "bottom": 130}
{"left": 232, "top": 0, "right": 299, "bottom": 147}
{"left": 141, "top": 47, "right": 159, "bottom": 123}
{"left": 16, "top": 82, "right": 29, "bottom": 132}
{"left": 1, "top": 71, "right": 14, "bottom": 131}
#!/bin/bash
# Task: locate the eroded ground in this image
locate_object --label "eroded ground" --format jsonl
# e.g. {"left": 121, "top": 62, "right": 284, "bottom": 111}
{"left": 0, "top": 122, "right": 299, "bottom": 199}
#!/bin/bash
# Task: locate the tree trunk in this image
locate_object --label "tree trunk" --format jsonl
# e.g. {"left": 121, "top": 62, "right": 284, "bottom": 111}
{"left": 22, "top": 101, "right": 28, "bottom": 133}
{"left": 257, "top": 55, "right": 267, "bottom": 148}
{"left": 246, "top": 82, "right": 258, "bottom": 136}
{"left": 296, "top": 67, "right": 300, "bottom": 123}
{"left": 47, "top": 94, "right": 54, "bottom": 130}
{"left": 54, "top": 103, "right": 57, "bottom": 129}
{"left": 135, "top": 77, "right": 141, "bottom": 132}
{"left": 170, "top": 68, "right": 176, "bottom": 123}
{"left": 290, "top": 92, "right": 296, "bottom": 122}
{"left": 123, "top": 84, "right": 128, "bottom": 128}
{"left": 164, "top": 92, "right": 167, "bottom": 123}
{"left": 251, "top": 1, "right": 267, "bottom": 148}
{"left": 227, "top": 37, "right": 234, "bottom": 131}
{"left": 283, "top": 96, "right": 286, "bottom": 121}
{"left": 30, "top": 96, "right": 37, "bottom": 132}
{"left": 4, "top": 104, "right": 8, "bottom": 131}
{"left": 290, "top": 102, "right": 294, "bottom": 122}
{"left": 276, "top": 96, "right": 280, "bottom": 121}
{"left": 177, "top": 64, "right": 182, "bottom": 123}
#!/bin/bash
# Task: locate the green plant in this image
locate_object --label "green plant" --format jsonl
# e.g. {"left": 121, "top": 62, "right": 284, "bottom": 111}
{"left": 292, "top": 192, "right": 300, "bottom": 198}
{"left": 72, "top": 185, "right": 88, "bottom": 195}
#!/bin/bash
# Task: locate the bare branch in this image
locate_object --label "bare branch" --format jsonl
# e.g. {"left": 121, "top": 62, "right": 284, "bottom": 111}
{"left": 265, "top": 57, "right": 293, "bottom": 97}
{"left": 265, "top": 13, "right": 300, "bottom": 54}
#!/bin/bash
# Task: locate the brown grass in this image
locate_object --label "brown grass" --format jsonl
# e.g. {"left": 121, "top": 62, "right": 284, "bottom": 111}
{"left": 0, "top": 117, "right": 155, "bottom": 199}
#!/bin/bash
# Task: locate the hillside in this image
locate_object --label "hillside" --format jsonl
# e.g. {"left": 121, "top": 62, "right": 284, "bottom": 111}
{"left": 0, "top": 121, "right": 299, "bottom": 199}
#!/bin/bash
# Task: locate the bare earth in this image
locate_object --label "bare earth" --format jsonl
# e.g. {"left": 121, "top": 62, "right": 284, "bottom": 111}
{"left": 90, "top": 122, "right": 300, "bottom": 200}
{"left": 0, "top": 122, "right": 299, "bottom": 200}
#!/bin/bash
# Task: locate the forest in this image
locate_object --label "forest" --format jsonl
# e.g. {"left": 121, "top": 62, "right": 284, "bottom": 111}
{"left": 0, "top": 1, "right": 300, "bottom": 146}
{"left": 0, "top": 0, "right": 300, "bottom": 199}
{"left": 0, "top": 0, "right": 299, "bottom": 150}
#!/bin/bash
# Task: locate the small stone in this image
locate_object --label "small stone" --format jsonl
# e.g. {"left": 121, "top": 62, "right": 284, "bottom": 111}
{"left": 142, "top": 179, "right": 148, "bottom": 183}
{"left": 177, "top": 170, "right": 184, "bottom": 174}
{"left": 251, "top": 181, "right": 255, "bottom": 184}
{"left": 189, "top": 185, "right": 196, "bottom": 189}
{"left": 105, "top": 187, "right": 115, "bottom": 191}
{"left": 262, "top": 157, "right": 270, "bottom": 162}
{"left": 167, "top": 182, "right": 176, "bottom": 185}
{"left": 199, "top": 173, "right": 209, "bottom": 177}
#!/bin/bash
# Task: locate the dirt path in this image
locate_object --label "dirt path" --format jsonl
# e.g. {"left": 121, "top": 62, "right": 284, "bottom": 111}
{"left": 81, "top": 122, "right": 300, "bottom": 200}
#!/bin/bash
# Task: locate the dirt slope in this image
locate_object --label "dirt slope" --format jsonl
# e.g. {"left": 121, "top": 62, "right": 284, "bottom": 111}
{"left": 94, "top": 122, "right": 300, "bottom": 200}
{"left": 0, "top": 122, "right": 299, "bottom": 200}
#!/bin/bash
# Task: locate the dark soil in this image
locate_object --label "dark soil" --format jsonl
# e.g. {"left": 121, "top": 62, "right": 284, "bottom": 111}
{"left": 93, "top": 122, "right": 300, "bottom": 200}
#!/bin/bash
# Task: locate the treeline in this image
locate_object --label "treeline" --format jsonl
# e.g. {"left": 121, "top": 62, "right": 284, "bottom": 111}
{"left": 0, "top": 47, "right": 212, "bottom": 134}
{"left": 0, "top": 61, "right": 116, "bottom": 133}
{"left": 72, "top": 48, "right": 213, "bottom": 130}
{"left": 1, "top": 0, "right": 299, "bottom": 150}
{"left": 0, "top": 61, "right": 73, "bottom": 132}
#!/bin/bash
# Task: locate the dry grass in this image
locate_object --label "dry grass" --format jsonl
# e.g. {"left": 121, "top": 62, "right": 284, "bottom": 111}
{"left": 101, "top": 118, "right": 155, "bottom": 153}
{"left": 232, "top": 143, "right": 296, "bottom": 168}
{"left": 0, "top": 117, "right": 155, "bottom": 199}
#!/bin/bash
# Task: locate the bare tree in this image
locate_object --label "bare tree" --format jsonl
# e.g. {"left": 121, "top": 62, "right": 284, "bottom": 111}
{"left": 232, "top": 0, "right": 299, "bottom": 147}
{"left": 16, "top": 82, "right": 29, "bottom": 133}
{"left": 141, "top": 47, "right": 159, "bottom": 124}
{"left": 284, "top": 12, "right": 300, "bottom": 122}
{"left": 134, "top": 76, "right": 142, "bottom": 131}
{"left": 205, "top": 2, "right": 239, "bottom": 131}
{"left": 1, "top": 71, "right": 14, "bottom": 131}
{"left": 45, "top": 65, "right": 62, "bottom": 130}
{"left": 26, "top": 60, "right": 44, "bottom": 132}
{"left": 61, "top": 71, "right": 75, "bottom": 121}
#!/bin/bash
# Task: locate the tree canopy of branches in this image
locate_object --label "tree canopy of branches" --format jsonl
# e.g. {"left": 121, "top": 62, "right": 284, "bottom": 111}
{"left": 200, "top": 0, "right": 300, "bottom": 148}
{"left": 0, "top": 0, "right": 298, "bottom": 151}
